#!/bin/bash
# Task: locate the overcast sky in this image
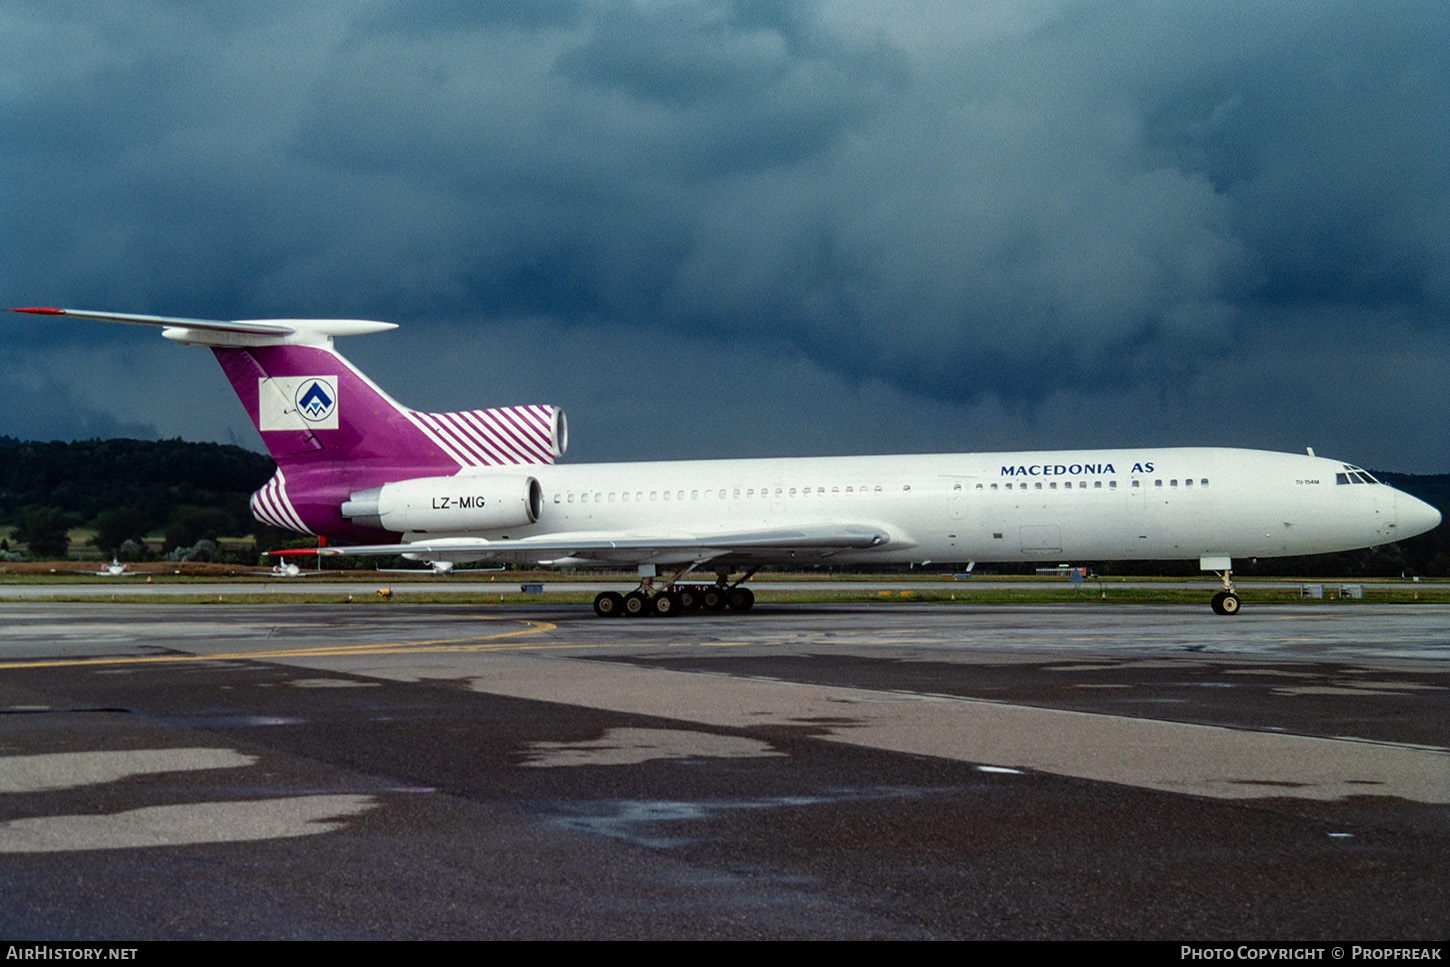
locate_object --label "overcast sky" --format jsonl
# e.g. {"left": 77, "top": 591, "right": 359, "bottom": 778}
{"left": 4, "top": 0, "right": 1447, "bottom": 471}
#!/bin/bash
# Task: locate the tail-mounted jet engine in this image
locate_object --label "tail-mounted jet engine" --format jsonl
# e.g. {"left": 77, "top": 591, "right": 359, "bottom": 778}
{"left": 341, "top": 475, "right": 543, "bottom": 533}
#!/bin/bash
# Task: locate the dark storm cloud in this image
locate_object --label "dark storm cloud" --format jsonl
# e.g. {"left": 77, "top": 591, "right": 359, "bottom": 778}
{"left": 282, "top": 0, "right": 906, "bottom": 326}
{"left": 360, "top": 0, "right": 585, "bottom": 36}
{"left": 0, "top": 369, "right": 157, "bottom": 442}
{"left": 552, "top": 0, "right": 906, "bottom": 174}
{"left": 1135, "top": 4, "right": 1450, "bottom": 310}
{"left": 2, "top": 0, "right": 1446, "bottom": 469}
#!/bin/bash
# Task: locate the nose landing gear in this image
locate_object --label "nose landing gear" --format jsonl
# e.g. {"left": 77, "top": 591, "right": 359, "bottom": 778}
{"left": 1204, "top": 558, "right": 1242, "bottom": 615}
{"left": 1210, "top": 589, "right": 1241, "bottom": 615}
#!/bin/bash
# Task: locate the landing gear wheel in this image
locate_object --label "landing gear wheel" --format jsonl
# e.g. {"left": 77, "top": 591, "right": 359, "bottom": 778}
{"left": 623, "top": 591, "right": 651, "bottom": 617}
{"left": 701, "top": 588, "right": 727, "bottom": 611}
{"left": 726, "top": 587, "right": 755, "bottom": 611}
{"left": 677, "top": 588, "right": 699, "bottom": 610}
{"left": 652, "top": 592, "right": 683, "bottom": 617}
{"left": 593, "top": 591, "right": 626, "bottom": 617}
{"left": 1210, "top": 591, "right": 1241, "bottom": 616}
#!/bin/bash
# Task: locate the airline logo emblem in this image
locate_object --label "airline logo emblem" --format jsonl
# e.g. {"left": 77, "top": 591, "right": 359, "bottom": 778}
{"left": 295, "top": 379, "right": 336, "bottom": 423}
{"left": 258, "top": 376, "right": 339, "bottom": 431}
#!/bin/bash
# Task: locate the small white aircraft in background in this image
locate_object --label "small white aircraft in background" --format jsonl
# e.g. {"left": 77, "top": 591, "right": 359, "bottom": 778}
{"left": 261, "top": 546, "right": 339, "bottom": 578}
{"left": 48, "top": 558, "right": 142, "bottom": 577}
{"left": 268, "top": 560, "right": 328, "bottom": 578}
{"left": 13, "top": 306, "right": 1442, "bottom": 617}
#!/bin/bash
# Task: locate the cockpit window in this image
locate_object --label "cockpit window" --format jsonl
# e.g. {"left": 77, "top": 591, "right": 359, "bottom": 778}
{"left": 1339, "top": 465, "right": 1380, "bottom": 484}
{"left": 1337, "top": 466, "right": 1381, "bottom": 485}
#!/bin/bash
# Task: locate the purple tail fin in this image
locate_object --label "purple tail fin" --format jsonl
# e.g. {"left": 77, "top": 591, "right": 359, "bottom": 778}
{"left": 214, "top": 344, "right": 565, "bottom": 539}
{"left": 5, "top": 308, "right": 564, "bottom": 541}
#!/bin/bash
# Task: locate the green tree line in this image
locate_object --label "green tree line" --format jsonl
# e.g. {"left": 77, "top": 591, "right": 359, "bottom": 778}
{"left": 1, "top": 436, "right": 276, "bottom": 560}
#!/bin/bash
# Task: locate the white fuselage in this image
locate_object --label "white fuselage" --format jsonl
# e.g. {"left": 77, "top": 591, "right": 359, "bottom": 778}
{"left": 21, "top": 309, "right": 1437, "bottom": 585}
{"left": 415, "top": 448, "right": 1438, "bottom": 566}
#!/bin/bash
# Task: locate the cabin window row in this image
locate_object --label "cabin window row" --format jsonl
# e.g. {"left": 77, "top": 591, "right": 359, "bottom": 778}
{"left": 551, "top": 483, "right": 899, "bottom": 504}
{"left": 967, "top": 478, "right": 1210, "bottom": 491}
{"left": 553, "top": 478, "right": 1215, "bottom": 503}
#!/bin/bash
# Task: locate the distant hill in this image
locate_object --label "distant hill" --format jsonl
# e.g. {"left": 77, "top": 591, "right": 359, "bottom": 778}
{"left": 0, "top": 436, "right": 276, "bottom": 558}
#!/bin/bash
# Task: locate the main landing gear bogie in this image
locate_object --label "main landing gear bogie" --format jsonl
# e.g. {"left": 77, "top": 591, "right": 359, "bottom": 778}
{"left": 593, "top": 580, "right": 755, "bottom": 618}
{"left": 592, "top": 591, "right": 625, "bottom": 617}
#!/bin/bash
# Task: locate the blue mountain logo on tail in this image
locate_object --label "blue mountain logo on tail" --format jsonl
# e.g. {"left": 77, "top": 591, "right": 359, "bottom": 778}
{"left": 257, "top": 375, "right": 340, "bottom": 431}
{"left": 296, "top": 379, "right": 336, "bottom": 422}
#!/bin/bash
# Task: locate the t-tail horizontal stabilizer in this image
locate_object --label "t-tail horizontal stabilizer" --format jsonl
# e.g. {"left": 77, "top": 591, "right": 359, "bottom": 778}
{"left": 10, "top": 306, "right": 396, "bottom": 347}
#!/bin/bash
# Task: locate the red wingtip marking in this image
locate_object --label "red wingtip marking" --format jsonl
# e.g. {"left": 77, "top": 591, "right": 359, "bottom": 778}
{"left": 10, "top": 307, "right": 65, "bottom": 315}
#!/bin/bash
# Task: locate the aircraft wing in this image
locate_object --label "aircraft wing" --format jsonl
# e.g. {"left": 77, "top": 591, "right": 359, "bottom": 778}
{"left": 323, "top": 524, "right": 893, "bottom": 567}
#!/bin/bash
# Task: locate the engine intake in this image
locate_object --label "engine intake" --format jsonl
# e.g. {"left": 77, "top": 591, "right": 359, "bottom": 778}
{"left": 341, "top": 475, "right": 542, "bottom": 533}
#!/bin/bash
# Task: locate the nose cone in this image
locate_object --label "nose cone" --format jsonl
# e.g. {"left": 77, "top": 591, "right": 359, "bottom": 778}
{"left": 1396, "top": 491, "right": 1442, "bottom": 540}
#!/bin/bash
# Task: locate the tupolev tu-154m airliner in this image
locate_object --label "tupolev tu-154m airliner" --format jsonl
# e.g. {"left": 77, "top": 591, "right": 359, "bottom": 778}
{"left": 12, "top": 307, "right": 1441, "bottom": 617}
